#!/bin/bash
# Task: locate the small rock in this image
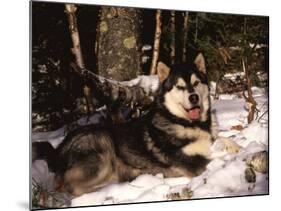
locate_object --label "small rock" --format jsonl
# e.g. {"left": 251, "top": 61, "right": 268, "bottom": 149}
{"left": 245, "top": 167, "right": 256, "bottom": 183}
{"left": 180, "top": 187, "right": 193, "bottom": 199}
{"left": 246, "top": 151, "right": 268, "bottom": 173}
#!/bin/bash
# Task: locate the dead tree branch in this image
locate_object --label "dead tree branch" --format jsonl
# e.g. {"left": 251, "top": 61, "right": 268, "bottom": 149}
{"left": 65, "top": 4, "right": 95, "bottom": 115}
{"left": 70, "top": 63, "right": 156, "bottom": 110}
{"left": 150, "top": 10, "right": 162, "bottom": 75}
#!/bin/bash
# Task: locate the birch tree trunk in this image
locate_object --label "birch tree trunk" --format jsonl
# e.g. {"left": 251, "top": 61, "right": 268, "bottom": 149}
{"left": 150, "top": 10, "right": 162, "bottom": 75}
{"left": 65, "top": 4, "right": 94, "bottom": 115}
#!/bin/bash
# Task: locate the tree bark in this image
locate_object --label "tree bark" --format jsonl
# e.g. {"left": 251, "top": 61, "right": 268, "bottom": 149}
{"left": 170, "top": 11, "right": 176, "bottom": 64}
{"left": 96, "top": 7, "right": 143, "bottom": 123}
{"left": 150, "top": 10, "right": 162, "bottom": 75}
{"left": 242, "top": 17, "right": 257, "bottom": 124}
{"left": 182, "top": 12, "right": 189, "bottom": 62}
{"left": 195, "top": 14, "right": 198, "bottom": 43}
{"left": 65, "top": 4, "right": 94, "bottom": 115}
{"left": 96, "top": 7, "right": 142, "bottom": 81}
{"left": 242, "top": 58, "right": 257, "bottom": 124}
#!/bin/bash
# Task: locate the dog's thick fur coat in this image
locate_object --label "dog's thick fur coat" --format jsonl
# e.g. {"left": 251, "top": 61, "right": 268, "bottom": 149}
{"left": 33, "top": 54, "right": 215, "bottom": 196}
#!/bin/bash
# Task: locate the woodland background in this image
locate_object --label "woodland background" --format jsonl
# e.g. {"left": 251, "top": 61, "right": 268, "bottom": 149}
{"left": 32, "top": 2, "right": 269, "bottom": 132}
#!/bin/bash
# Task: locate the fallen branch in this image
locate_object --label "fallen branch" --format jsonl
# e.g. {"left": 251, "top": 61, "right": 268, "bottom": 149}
{"left": 70, "top": 63, "right": 158, "bottom": 109}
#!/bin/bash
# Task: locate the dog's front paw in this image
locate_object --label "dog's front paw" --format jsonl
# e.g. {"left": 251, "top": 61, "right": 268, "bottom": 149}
{"left": 221, "top": 137, "right": 241, "bottom": 154}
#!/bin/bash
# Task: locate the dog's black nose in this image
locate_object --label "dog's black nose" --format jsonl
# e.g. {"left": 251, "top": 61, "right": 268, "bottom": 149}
{"left": 189, "top": 94, "right": 199, "bottom": 104}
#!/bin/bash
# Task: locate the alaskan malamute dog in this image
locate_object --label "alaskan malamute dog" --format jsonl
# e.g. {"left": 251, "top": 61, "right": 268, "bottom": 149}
{"left": 33, "top": 53, "right": 215, "bottom": 196}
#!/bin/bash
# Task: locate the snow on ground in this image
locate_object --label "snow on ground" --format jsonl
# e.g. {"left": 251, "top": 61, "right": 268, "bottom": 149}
{"left": 32, "top": 85, "right": 268, "bottom": 207}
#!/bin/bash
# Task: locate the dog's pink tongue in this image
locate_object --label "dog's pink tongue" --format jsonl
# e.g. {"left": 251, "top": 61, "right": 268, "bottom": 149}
{"left": 188, "top": 108, "right": 201, "bottom": 120}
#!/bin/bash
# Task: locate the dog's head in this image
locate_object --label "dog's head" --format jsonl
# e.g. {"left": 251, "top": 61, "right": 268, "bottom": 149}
{"left": 157, "top": 53, "right": 210, "bottom": 122}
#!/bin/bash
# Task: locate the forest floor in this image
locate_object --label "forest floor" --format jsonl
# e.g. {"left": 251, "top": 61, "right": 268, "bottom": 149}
{"left": 32, "top": 82, "right": 268, "bottom": 208}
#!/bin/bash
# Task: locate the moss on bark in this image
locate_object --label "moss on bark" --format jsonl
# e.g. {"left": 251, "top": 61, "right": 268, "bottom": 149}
{"left": 97, "top": 7, "right": 142, "bottom": 81}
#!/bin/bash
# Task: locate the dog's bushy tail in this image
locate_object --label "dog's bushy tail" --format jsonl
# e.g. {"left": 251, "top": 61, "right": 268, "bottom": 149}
{"left": 32, "top": 142, "right": 58, "bottom": 172}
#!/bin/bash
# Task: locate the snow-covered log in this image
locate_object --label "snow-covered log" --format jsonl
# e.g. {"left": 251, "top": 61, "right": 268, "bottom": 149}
{"left": 70, "top": 63, "right": 160, "bottom": 109}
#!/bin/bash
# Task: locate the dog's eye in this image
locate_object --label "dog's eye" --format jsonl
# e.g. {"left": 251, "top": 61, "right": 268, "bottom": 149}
{"left": 176, "top": 85, "right": 186, "bottom": 90}
{"left": 193, "top": 80, "right": 200, "bottom": 87}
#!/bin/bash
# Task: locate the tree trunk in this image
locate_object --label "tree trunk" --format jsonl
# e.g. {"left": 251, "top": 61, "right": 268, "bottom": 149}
{"left": 242, "top": 17, "right": 257, "bottom": 124}
{"left": 96, "top": 7, "right": 142, "bottom": 81}
{"left": 170, "top": 11, "right": 176, "bottom": 64}
{"left": 195, "top": 14, "right": 198, "bottom": 43}
{"left": 242, "top": 58, "right": 257, "bottom": 124}
{"left": 182, "top": 12, "right": 189, "bottom": 62}
{"left": 65, "top": 4, "right": 95, "bottom": 115}
{"left": 96, "top": 7, "right": 143, "bottom": 123}
{"left": 150, "top": 10, "right": 162, "bottom": 75}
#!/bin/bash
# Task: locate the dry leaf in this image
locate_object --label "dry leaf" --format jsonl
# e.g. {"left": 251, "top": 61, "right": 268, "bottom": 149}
{"left": 231, "top": 124, "right": 244, "bottom": 131}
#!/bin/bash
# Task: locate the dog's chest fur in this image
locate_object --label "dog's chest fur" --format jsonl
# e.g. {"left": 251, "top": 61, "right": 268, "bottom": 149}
{"left": 149, "top": 112, "right": 212, "bottom": 158}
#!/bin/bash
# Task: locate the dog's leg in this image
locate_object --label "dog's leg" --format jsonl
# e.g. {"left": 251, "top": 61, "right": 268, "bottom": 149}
{"left": 63, "top": 159, "right": 118, "bottom": 197}
{"left": 211, "top": 111, "right": 241, "bottom": 154}
{"left": 211, "top": 111, "right": 219, "bottom": 140}
{"left": 57, "top": 130, "right": 119, "bottom": 197}
{"left": 219, "top": 137, "right": 241, "bottom": 154}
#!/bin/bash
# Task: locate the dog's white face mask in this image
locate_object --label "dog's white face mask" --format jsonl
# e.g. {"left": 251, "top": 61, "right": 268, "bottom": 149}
{"left": 157, "top": 53, "right": 209, "bottom": 122}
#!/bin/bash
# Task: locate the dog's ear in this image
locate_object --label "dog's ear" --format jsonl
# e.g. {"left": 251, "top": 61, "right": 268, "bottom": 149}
{"left": 157, "top": 62, "right": 170, "bottom": 82}
{"left": 194, "top": 53, "right": 206, "bottom": 74}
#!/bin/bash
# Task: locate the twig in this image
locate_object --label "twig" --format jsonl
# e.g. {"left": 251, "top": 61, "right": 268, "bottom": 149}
{"left": 258, "top": 109, "right": 268, "bottom": 123}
